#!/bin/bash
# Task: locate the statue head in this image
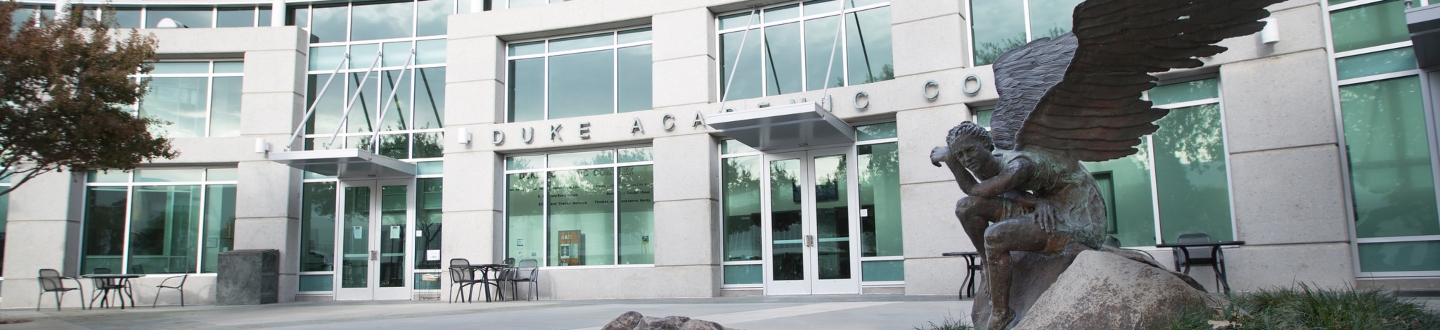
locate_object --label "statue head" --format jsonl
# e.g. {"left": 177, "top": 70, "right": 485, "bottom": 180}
{"left": 946, "top": 121, "right": 998, "bottom": 174}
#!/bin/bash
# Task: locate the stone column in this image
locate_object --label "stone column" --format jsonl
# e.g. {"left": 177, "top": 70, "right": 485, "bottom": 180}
{"left": 1, "top": 171, "right": 85, "bottom": 309}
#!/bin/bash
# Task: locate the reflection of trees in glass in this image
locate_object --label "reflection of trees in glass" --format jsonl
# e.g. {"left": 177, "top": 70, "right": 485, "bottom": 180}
{"left": 974, "top": 33, "right": 1027, "bottom": 66}
{"left": 1341, "top": 78, "right": 1440, "bottom": 237}
{"left": 723, "top": 156, "right": 765, "bottom": 261}
{"left": 414, "top": 178, "right": 442, "bottom": 269}
{"left": 301, "top": 182, "right": 336, "bottom": 272}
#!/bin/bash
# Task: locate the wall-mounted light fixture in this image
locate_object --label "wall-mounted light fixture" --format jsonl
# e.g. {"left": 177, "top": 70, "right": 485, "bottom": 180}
{"left": 254, "top": 138, "right": 270, "bottom": 154}
{"left": 1259, "top": 18, "right": 1280, "bottom": 45}
{"left": 458, "top": 127, "right": 473, "bottom": 145}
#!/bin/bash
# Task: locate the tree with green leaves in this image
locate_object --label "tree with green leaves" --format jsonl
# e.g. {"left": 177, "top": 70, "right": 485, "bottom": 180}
{"left": 0, "top": 2, "right": 173, "bottom": 196}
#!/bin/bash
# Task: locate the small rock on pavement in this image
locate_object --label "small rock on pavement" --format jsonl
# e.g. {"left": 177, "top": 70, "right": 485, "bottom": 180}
{"left": 601, "top": 311, "right": 730, "bottom": 330}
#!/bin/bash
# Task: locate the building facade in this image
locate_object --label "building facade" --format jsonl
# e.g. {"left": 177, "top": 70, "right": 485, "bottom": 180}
{"left": 1, "top": 0, "right": 1436, "bottom": 307}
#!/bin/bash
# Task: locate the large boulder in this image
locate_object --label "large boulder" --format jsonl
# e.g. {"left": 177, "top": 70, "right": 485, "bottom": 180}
{"left": 971, "top": 243, "right": 1090, "bottom": 329}
{"left": 1012, "top": 250, "right": 1210, "bottom": 330}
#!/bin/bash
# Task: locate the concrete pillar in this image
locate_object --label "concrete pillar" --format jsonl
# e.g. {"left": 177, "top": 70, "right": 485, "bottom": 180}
{"left": 1, "top": 171, "right": 85, "bottom": 309}
{"left": 651, "top": 133, "right": 721, "bottom": 297}
{"left": 652, "top": 8, "right": 715, "bottom": 109}
{"left": 890, "top": 0, "right": 969, "bottom": 75}
{"left": 439, "top": 150, "right": 503, "bottom": 301}
{"left": 271, "top": 0, "right": 286, "bottom": 27}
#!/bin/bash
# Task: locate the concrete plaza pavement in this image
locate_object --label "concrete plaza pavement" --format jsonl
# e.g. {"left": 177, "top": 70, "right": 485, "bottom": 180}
{"left": 0, "top": 295, "right": 974, "bottom": 329}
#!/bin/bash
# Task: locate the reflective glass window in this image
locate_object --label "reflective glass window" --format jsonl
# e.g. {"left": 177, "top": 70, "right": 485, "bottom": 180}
{"left": 617, "top": 45, "right": 653, "bottom": 112}
{"left": 110, "top": 7, "right": 142, "bottom": 29}
{"left": 722, "top": 156, "right": 763, "bottom": 263}
{"left": 352, "top": 1, "right": 414, "bottom": 41}
{"left": 81, "top": 169, "right": 237, "bottom": 275}
{"left": 1337, "top": 48, "right": 1418, "bottom": 80}
{"left": 216, "top": 7, "right": 256, "bottom": 28}
{"left": 1331, "top": 0, "right": 1410, "bottom": 53}
{"left": 415, "top": 178, "right": 443, "bottom": 269}
{"left": 1343, "top": 77, "right": 1439, "bottom": 238}
{"left": 507, "top": 29, "right": 652, "bottom": 122}
{"left": 719, "top": 1, "right": 893, "bottom": 100}
{"left": 1083, "top": 78, "right": 1231, "bottom": 247}
{"left": 147, "top": 7, "right": 213, "bottom": 28}
{"left": 301, "top": 182, "right": 337, "bottom": 272}
{"left": 506, "top": 148, "right": 656, "bottom": 267}
{"left": 970, "top": 0, "right": 1082, "bottom": 66}
{"left": 311, "top": 5, "right": 349, "bottom": 43}
{"left": 416, "top": 0, "right": 452, "bottom": 37}
{"left": 859, "top": 143, "right": 902, "bottom": 257}
{"left": 135, "top": 61, "right": 244, "bottom": 138}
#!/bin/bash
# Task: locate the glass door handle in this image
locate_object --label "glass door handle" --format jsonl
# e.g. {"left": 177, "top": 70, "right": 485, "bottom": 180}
{"left": 369, "top": 250, "right": 378, "bottom": 261}
{"left": 805, "top": 235, "right": 815, "bottom": 247}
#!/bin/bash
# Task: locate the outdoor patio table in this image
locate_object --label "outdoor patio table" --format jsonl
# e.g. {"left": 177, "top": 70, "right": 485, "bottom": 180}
{"left": 1155, "top": 240, "right": 1245, "bottom": 294}
{"left": 466, "top": 264, "right": 508, "bottom": 302}
{"left": 941, "top": 252, "right": 981, "bottom": 299}
{"left": 82, "top": 274, "right": 142, "bottom": 309}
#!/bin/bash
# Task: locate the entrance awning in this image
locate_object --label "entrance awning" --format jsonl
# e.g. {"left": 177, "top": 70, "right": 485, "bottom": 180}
{"left": 268, "top": 148, "right": 416, "bottom": 179}
{"left": 707, "top": 102, "right": 855, "bottom": 151}
{"left": 1408, "top": 4, "right": 1440, "bottom": 69}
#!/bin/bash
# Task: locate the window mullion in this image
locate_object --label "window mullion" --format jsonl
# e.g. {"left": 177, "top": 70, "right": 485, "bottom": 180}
{"left": 1022, "top": 0, "right": 1033, "bottom": 41}
{"left": 196, "top": 182, "right": 208, "bottom": 274}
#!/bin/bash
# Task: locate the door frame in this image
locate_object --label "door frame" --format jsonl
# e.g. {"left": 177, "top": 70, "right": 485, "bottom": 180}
{"left": 761, "top": 146, "right": 862, "bottom": 295}
{"left": 334, "top": 179, "right": 416, "bottom": 301}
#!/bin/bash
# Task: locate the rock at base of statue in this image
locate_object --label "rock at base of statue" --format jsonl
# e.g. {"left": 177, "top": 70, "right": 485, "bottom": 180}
{"left": 972, "top": 245, "right": 1208, "bottom": 329}
{"left": 971, "top": 243, "right": 1089, "bottom": 329}
{"left": 601, "top": 311, "right": 730, "bottom": 330}
{"left": 1011, "top": 250, "right": 1212, "bottom": 330}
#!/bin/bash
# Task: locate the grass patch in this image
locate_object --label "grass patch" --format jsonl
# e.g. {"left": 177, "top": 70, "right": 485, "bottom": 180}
{"left": 1165, "top": 284, "right": 1440, "bottom": 330}
{"left": 914, "top": 314, "right": 974, "bottom": 330}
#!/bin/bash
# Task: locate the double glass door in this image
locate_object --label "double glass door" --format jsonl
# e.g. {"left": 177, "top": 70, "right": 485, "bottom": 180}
{"left": 335, "top": 180, "right": 414, "bottom": 300}
{"left": 764, "top": 147, "right": 860, "bottom": 295}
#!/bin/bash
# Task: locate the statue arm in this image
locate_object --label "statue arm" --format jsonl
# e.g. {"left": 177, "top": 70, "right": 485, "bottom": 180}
{"left": 971, "top": 157, "right": 1033, "bottom": 199}
{"left": 931, "top": 146, "right": 981, "bottom": 195}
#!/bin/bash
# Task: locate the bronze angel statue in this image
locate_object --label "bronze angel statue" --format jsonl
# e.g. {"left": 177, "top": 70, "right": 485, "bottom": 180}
{"left": 930, "top": 0, "right": 1284, "bottom": 328}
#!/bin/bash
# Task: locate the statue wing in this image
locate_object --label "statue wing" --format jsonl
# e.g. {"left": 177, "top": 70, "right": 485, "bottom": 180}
{"left": 999, "top": 0, "right": 1283, "bottom": 161}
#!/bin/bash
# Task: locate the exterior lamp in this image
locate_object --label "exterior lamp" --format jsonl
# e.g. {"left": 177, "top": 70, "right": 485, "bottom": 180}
{"left": 1260, "top": 18, "right": 1280, "bottom": 44}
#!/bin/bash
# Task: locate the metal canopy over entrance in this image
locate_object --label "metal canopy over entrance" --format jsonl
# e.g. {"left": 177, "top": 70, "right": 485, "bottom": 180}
{"left": 707, "top": 103, "right": 856, "bottom": 151}
{"left": 269, "top": 149, "right": 417, "bottom": 179}
{"left": 1408, "top": 4, "right": 1440, "bottom": 69}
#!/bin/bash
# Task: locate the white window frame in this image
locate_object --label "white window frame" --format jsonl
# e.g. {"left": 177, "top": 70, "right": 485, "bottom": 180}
{"left": 713, "top": 1, "right": 892, "bottom": 100}
{"left": 77, "top": 168, "right": 239, "bottom": 276}
{"left": 501, "top": 147, "right": 658, "bottom": 269}
{"left": 503, "top": 27, "right": 655, "bottom": 123}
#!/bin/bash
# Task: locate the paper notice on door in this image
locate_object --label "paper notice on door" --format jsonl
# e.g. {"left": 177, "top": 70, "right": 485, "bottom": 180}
{"left": 390, "top": 226, "right": 401, "bottom": 239}
{"left": 427, "top": 250, "right": 440, "bottom": 261}
{"left": 353, "top": 226, "right": 362, "bottom": 239}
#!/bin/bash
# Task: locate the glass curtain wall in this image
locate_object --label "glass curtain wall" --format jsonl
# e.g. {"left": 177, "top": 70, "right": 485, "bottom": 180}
{"left": 295, "top": 164, "right": 444, "bottom": 293}
{"left": 856, "top": 123, "right": 902, "bottom": 282}
{"left": 504, "top": 148, "right": 655, "bottom": 267}
{"left": 968, "top": 0, "right": 1084, "bottom": 66}
{"left": 717, "top": 0, "right": 893, "bottom": 101}
{"left": 295, "top": 0, "right": 451, "bottom": 159}
{"left": 718, "top": 122, "right": 904, "bottom": 286}
{"left": 79, "top": 169, "right": 237, "bottom": 275}
{"left": 53, "top": 5, "right": 274, "bottom": 29}
{"left": 1076, "top": 78, "right": 1233, "bottom": 247}
{"left": 1329, "top": 0, "right": 1440, "bottom": 274}
{"left": 506, "top": 28, "right": 654, "bottom": 122}
{"left": 132, "top": 61, "right": 244, "bottom": 138}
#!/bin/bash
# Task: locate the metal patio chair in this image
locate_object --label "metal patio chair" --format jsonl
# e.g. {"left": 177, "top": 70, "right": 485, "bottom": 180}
{"left": 507, "top": 259, "right": 540, "bottom": 301}
{"left": 36, "top": 268, "right": 84, "bottom": 311}
{"left": 448, "top": 258, "right": 482, "bottom": 303}
{"left": 152, "top": 274, "right": 189, "bottom": 307}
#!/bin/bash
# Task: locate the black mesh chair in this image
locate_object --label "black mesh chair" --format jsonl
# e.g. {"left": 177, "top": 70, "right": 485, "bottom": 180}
{"left": 494, "top": 258, "right": 517, "bottom": 301}
{"left": 36, "top": 269, "right": 83, "bottom": 311}
{"left": 447, "top": 258, "right": 482, "bottom": 303}
{"left": 508, "top": 259, "right": 540, "bottom": 301}
{"left": 1171, "top": 232, "right": 1231, "bottom": 294}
